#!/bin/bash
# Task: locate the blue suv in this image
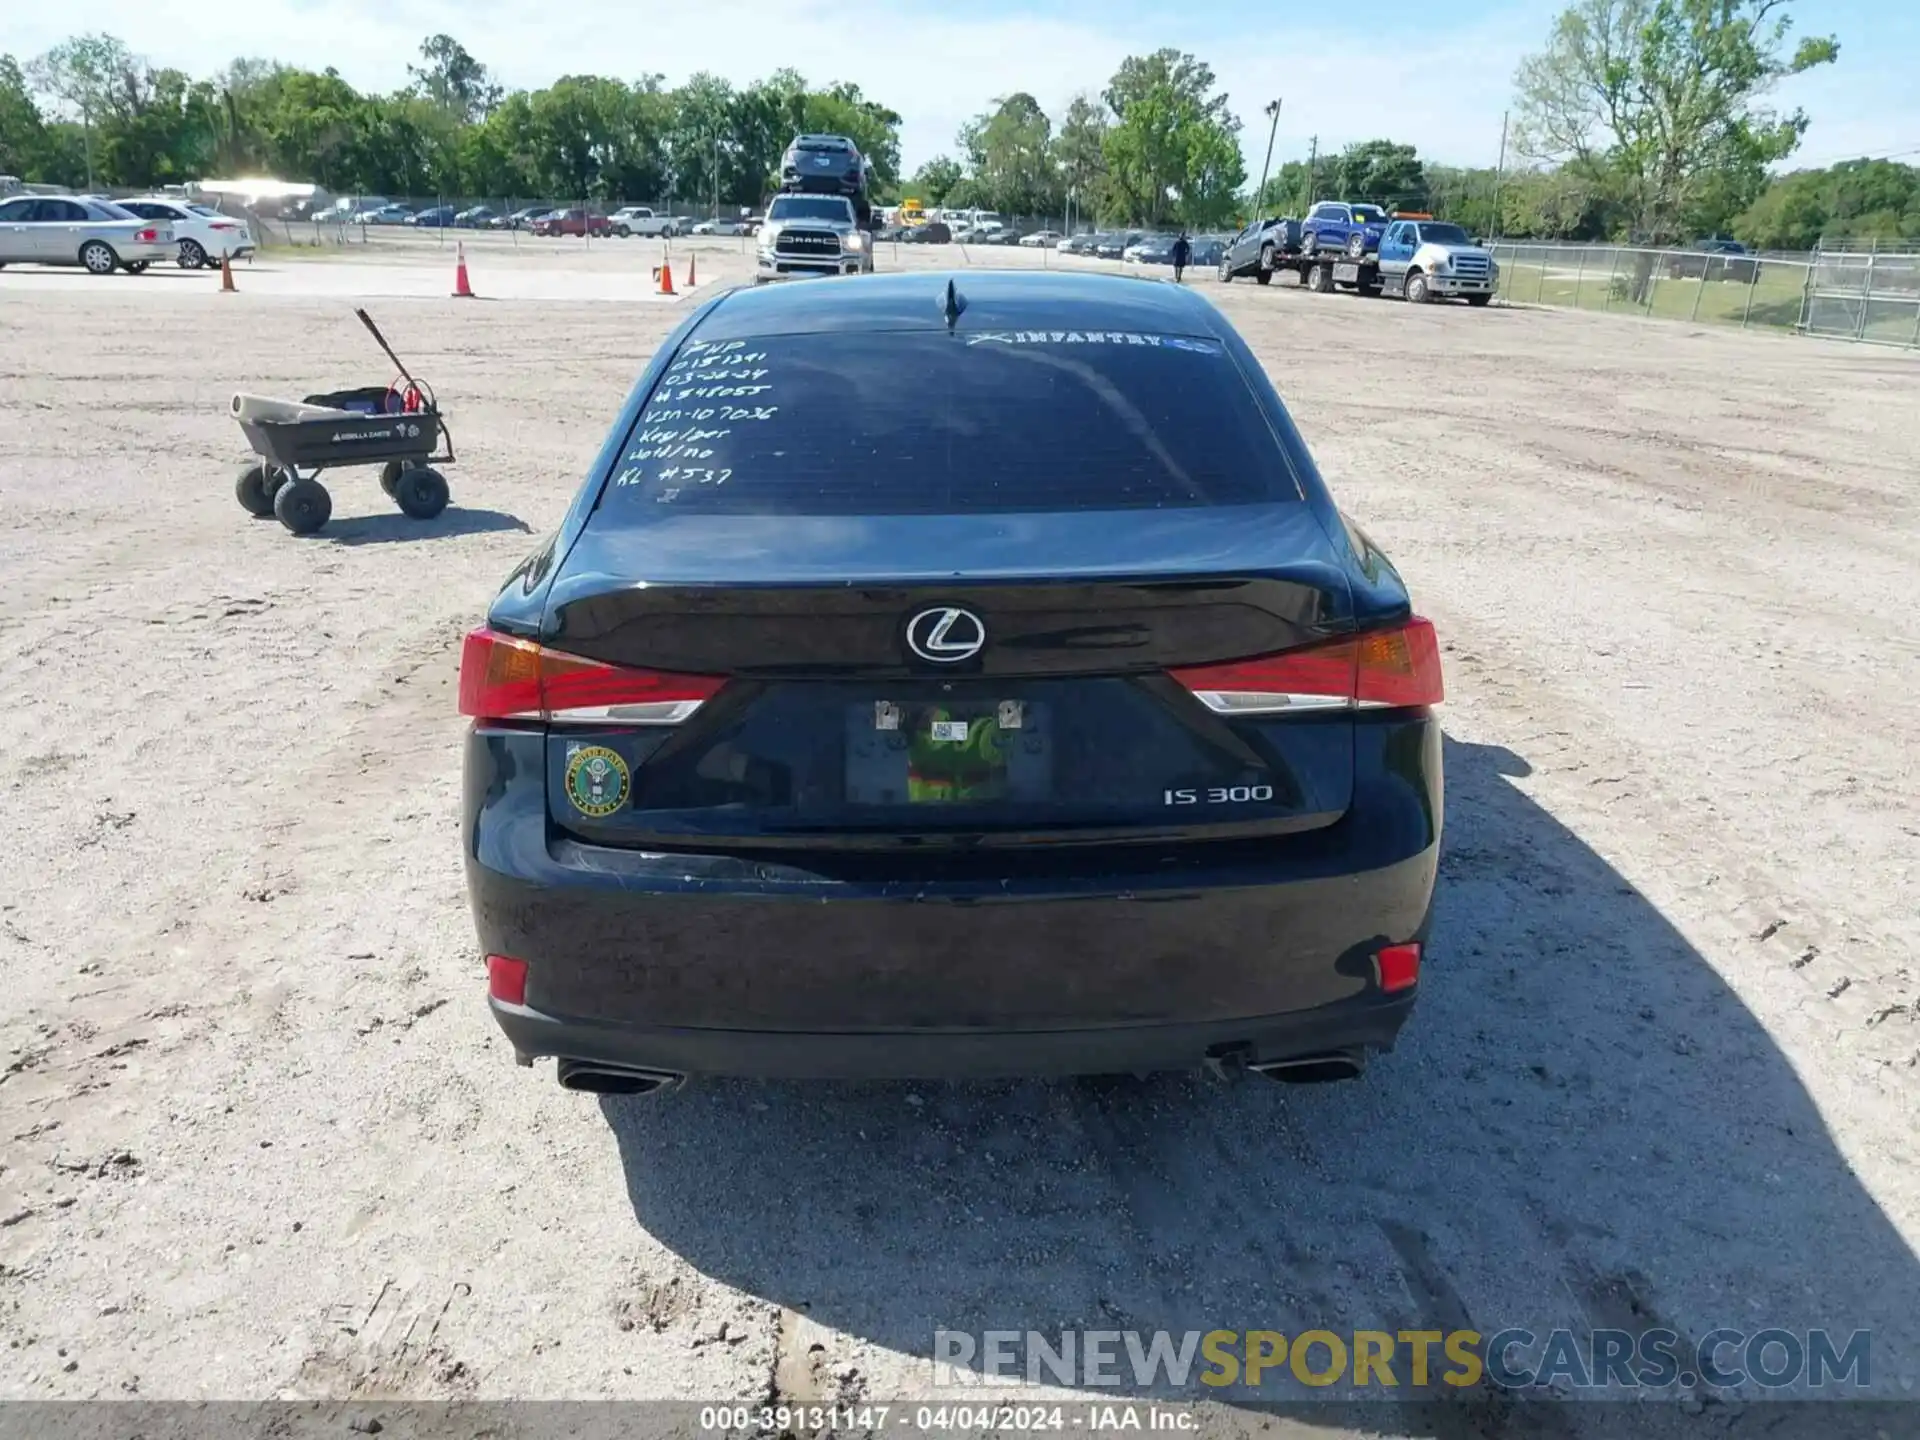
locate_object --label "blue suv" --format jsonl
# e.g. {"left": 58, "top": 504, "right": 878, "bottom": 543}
{"left": 1301, "top": 201, "right": 1393, "bottom": 259}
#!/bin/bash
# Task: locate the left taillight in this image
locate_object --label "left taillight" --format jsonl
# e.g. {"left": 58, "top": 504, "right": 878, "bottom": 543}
{"left": 135, "top": 227, "right": 159, "bottom": 243}
{"left": 458, "top": 628, "right": 725, "bottom": 725}
{"left": 1169, "top": 617, "right": 1444, "bottom": 715}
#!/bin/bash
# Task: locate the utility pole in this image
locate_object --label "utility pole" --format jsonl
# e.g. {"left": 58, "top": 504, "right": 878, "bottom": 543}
{"left": 1305, "top": 136, "right": 1318, "bottom": 210}
{"left": 1490, "top": 111, "right": 1509, "bottom": 242}
{"left": 1256, "top": 98, "right": 1282, "bottom": 214}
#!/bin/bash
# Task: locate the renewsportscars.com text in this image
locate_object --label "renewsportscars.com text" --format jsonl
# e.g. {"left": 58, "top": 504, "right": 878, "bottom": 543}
{"left": 932, "top": 1328, "right": 1871, "bottom": 1392}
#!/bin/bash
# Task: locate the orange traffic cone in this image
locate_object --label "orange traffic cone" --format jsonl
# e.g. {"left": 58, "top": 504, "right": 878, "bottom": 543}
{"left": 452, "top": 243, "right": 475, "bottom": 299}
{"left": 657, "top": 251, "right": 676, "bottom": 296}
{"left": 685, "top": 253, "right": 697, "bottom": 287}
{"left": 219, "top": 251, "right": 236, "bottom": 293}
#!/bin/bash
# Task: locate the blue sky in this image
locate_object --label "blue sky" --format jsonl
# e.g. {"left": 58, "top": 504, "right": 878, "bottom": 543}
{"left": 6, "top": 0, "right": 1915, "bottom": 180}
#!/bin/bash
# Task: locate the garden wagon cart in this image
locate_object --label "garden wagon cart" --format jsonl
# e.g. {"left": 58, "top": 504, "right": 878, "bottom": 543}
{"left": 230, "top": 308, "right": 457, "bottom": 535}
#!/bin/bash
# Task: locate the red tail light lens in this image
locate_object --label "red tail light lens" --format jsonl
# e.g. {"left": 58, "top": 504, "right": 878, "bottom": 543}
{"left": 135, "top": 227, "right": 158, "bottom": 242}
{"left": 1376, "top": 942, "right": 1421, "bottom": 992}
{"left": 458, "top": 628, "right": 724, "bottom": 725}
{"left": 487, "top": 953, "right": 528, "bottom": 1006}
{"left": 1169, "top": 617, "right": 1443, "bottom": 714}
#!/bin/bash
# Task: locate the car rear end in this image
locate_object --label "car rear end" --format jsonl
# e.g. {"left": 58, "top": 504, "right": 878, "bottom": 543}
{"left": 99, "top": 211, "right": 175, "bottom": 266}
{"left": 462, "top": 281, "right": 1442, "bottom": 1086}
{"left": 194, "top": 207, "right": 254, "bottom": 260}
{"left": 783, "top": 136, "right": 865, "bottom": 197}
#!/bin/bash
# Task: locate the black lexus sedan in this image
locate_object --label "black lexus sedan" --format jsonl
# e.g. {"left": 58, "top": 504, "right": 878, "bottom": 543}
{"left": 461, "top": 271, "right": 1443, "bottom": 1093}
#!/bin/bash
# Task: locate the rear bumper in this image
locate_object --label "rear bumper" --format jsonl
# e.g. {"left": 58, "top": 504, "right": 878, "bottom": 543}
{"left": 490, "top": 993, "right": 1416, "bottom": 1081}
{"left": 465, "top": 714, "right": 1441, "bottom": 1079}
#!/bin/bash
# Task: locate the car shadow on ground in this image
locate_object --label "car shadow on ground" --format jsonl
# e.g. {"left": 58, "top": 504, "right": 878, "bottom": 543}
{"left": 313, "top": 507, "right": 531, "bottom": 545}
{"left": 601, "top": 734, "right": 1918, "bottom": 1435}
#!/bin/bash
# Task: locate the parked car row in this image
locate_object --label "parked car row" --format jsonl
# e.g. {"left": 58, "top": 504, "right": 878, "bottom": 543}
{"left": 0, "top": 192, "right": 254, "bottom": 275}
{"left": 302, "top": 199, "right": 738, "bottom": 237}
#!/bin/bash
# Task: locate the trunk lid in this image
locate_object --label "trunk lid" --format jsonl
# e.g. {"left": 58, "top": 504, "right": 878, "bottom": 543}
{"left": 539, "top": 505, "right": 1360, "bottom": 850}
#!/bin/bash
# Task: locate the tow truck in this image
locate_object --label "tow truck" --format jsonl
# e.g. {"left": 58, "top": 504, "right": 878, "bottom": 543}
{"left": 1266, "top": 211, "right": 1499, "bottom": 305}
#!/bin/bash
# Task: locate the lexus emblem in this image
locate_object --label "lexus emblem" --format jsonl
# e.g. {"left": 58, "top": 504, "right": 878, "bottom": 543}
{"left": 905, "top": 606, "right": 986, "bottom": 664}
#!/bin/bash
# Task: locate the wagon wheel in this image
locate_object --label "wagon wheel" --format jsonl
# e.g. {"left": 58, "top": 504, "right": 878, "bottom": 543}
{"left": 235, "top": 463, "right": 279, "bottom": 517}
{"left": 395, "top": 467, "right": 450, "bottom": 520}
{"left": 273, "top": 477, "right": 333, "bottom": 535}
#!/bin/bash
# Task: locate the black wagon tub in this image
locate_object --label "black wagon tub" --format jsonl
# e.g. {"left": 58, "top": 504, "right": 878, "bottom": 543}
{"left": 231, "top": 308, "right": 457, "bottom": 535}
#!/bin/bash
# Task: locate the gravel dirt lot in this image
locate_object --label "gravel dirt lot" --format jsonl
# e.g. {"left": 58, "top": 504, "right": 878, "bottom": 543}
{"left": 1, "top": 235, "right": 1916, "bottom": 1437}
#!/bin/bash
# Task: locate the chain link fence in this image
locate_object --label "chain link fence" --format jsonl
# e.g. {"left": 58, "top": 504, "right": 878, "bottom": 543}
{"left": 1488, "top": 242, "right": 1810, "bottom": 334}
{"left": 1797, "top": 246, "right": 1920, "bottom": 347}
{"left": 1488, "top": 240, "right": 1920, "bottom": 349}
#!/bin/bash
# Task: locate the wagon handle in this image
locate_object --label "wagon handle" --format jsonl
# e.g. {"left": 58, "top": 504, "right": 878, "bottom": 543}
{"left": 355, "top": 308, "right": 416, "bottom": 389}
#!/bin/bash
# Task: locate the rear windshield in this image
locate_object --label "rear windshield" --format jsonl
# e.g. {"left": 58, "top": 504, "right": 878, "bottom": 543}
{"left": 796, "top": 139, "right": 851, "bottom": 153}
{"left": 1353, "top": 206, "right": 1387, "bottom": 223}
{"left": 768, "top": 196, "right": 852, "bottom": 222}
{"left": 607, "top": 329, "right": 1298, "bottom": 516}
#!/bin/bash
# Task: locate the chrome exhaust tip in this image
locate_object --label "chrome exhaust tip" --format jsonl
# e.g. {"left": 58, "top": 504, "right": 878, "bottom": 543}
{"left": 556, "top": 1059, "right": 685, "bottom": 1096}
{"left": 1249, "top": 1051, "right": 1366, "bottom": 1084}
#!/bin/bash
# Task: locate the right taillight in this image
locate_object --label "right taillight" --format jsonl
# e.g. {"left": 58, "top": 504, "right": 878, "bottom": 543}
{"left": 486, "top": 953, "right": 528, "bottom": 1005}
{"left": 458, "top": 628, "right": 724, "bottom": 725}
{"left": 1169, "top": 617, "right": 1443, "bottom": 715}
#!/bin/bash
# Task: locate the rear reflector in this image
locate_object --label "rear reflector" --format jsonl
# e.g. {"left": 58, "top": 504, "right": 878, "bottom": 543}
{"left": 487, "top": 953, "right": 528, "bottom": 1006}
{"left": 458, "top": 628, "right": 724, "bottom": 725}
{"left": 1376, "top": 943, "right": 1421, "bottom": 992}
{"left": 1169, "top": 617, "right": 1443, "bottom": 714}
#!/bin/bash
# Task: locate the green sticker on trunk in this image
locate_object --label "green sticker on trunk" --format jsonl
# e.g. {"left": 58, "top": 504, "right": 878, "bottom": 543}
{"left": 564, "top": 745, "right": 630, "bottom": 818}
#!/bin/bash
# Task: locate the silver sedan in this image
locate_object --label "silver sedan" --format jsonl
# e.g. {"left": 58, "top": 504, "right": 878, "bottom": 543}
{"left": 0, "top": 195, "right": 176, "bottom": 274}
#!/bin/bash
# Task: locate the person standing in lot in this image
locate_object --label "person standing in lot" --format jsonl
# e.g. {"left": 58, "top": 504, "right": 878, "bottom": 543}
{"left": 1172, "top": 231, "right": 1192, "bottom": 283}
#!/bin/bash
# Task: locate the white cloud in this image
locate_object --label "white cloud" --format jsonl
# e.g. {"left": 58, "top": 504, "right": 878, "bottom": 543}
{"left": 7, "top": 0, "right": 1911, "bottom": 182}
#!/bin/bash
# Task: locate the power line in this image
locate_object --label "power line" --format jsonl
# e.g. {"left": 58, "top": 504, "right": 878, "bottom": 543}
{"left": 1778, "top": 140, "right": 1920, "bottom": 169}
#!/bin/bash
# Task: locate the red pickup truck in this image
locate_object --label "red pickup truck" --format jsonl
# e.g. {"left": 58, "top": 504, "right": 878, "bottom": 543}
{"left": 532, "top": 208, "right": 612, "bottom": 238}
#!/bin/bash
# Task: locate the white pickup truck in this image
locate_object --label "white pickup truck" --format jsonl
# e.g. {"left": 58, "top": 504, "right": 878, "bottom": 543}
{"left": 1373, "top": 218, "right": 1498, "bottom": 305}
{"left": 609, "top": 207, "right": 685, "bottom": 238}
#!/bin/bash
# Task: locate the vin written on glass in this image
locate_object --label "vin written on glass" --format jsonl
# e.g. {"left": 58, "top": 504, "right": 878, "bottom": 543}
{"left": 620, "top": 340, "right": 785, "bottom": 496}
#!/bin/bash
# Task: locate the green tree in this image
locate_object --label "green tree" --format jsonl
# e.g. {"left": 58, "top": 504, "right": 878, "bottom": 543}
{"left": 907, "top": 155, "right": 963, "bottom": 203}
{"left": 960, "top": 92, "right": 1057, "bottom": 217}
{"left": 96, "top": 65, "right": 224, "bottom": 187}
{"left": 27, "top": 32, "right": 133, "bottom": 189}
{"left": 0, "top": 56, "right": 52, "bottom": 179}
{"left": 1250, "top": 159, "right": 1311, "bottom": 216}
{"left": 669, "top": 71, "right": 736, "bottom": 210}
{"left": 1100, "top": 49, "right": 1242, "bottom": 226}
{"left": 410, "top": 35, "right": 501, "bottom": 123}
{"left": 1735, "top": 158, "right": 1920, "bottom": 249}
{"left": 1051, "top": 93, "right": 1110, "bottom": 222}
{"left": 1329, "top": 139, "right": 1427, "bottom": 209}
{"left": 10, "top": 31, "right": 906, "bottom": 210}
{"left": 1170, "top": 117, "right": 1244, "bottom": 227}
{"left": 1513, "top": 0, "right": 1840, "bottom": 242}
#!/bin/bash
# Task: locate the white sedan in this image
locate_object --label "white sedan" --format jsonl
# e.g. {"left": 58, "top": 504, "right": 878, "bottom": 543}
{"left": 1019, "top": 229, "right": 1063, "bottom": 247}
{"left": 117, "top": 197, "right": 256, "bottom": 270}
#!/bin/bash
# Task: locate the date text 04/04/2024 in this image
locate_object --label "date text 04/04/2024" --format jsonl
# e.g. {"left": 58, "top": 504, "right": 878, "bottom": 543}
{"left": 698, "top": 1404, "right": 1198, "bottom": 1432}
